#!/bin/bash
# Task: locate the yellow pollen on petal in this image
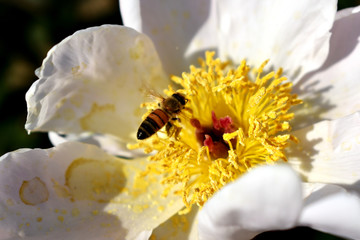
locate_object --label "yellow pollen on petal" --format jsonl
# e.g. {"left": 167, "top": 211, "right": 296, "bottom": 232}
{"left": 131, "top": 51, "right": 302, "bottom": 212}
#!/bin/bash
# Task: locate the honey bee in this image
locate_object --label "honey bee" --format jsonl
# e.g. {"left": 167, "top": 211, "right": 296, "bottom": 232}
{"left": 137, "top": 92, "right": 188, "bottom": 140}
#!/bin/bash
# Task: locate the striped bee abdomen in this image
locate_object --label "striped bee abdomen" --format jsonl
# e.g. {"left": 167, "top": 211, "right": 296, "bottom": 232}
{"left": 137, "top": 109, "right": 170, "bottom": 140}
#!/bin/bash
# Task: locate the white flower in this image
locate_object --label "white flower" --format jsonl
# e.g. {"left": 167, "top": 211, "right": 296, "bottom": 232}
{"left": 1, "top": 1, "right": 360, "bottom": 239}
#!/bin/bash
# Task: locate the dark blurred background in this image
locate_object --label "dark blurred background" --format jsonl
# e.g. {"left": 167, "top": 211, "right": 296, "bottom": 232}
{"left": 0, "top": 0, "right": 359, "bottom": 239}
{"left": 0, "top": 0, "right": 121, "bottom": 154}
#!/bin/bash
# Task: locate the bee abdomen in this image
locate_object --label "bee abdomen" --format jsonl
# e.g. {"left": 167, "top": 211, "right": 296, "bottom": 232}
{"left": 137, "top": 109, "right": 170, "bottom": 140}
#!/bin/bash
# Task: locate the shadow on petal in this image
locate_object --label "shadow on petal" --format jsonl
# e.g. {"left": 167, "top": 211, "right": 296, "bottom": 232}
{"left": 294, "top": 8, "right": 360, "bottom": 88}
{"left": 292, "top": 10, "right": 360, "bottom": 129}
{"left": 318, "top": 10, "right": 360, "bottom": 72}
{"left": 286, "top": 125, "right": 321, "bottom": 178}
{"left": 137, "top": 1, "right": 214, "bottom": 75}
{"left": 340, "top": 179, "right": 360, "bottom": 194}
{"left": 291, "top": 84, "right": 335, "bottom": 130}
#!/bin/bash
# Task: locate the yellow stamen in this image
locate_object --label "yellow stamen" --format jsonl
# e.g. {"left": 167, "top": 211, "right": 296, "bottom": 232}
{"left": 130, "top": 51, "right": 302, "bottom": 212}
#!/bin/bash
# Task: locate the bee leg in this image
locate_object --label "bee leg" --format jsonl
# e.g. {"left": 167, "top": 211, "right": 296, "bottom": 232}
{"left": 183, "top": 107, "right": 193, "bottom": 114}
{"left": 171, "top": 117, "right": 181, "bottom": 123}
{"left": 173, "top": 126, "right": 182, "bottom": 140}
{"left": 166, "top": 122, "right": 174, "bottom": 136}
{"left": 166, "top": 122, "right": 182, "bottom": 140}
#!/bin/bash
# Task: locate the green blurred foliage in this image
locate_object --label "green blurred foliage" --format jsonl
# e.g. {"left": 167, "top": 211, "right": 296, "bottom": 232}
{"left": 0, "top": 0, "right": 121, "bottom": 154}
{"left": 0, "top": 0, "right": 358, "bottom": 239}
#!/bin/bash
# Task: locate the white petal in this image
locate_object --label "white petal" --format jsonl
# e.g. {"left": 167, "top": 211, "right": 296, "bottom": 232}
{"left": 289, "top": 111, "right": 360, "bottom": 185}
{"left": 0, "top": 142, "right": 183, "bottom": 239}
{"left": 299, "top": 184, "right": 360, "bottom": 239}
{"left": 198, "top": 164, "right": 302, "bottom": 240}
{"left": 302, "top": 182, "right": 327, "bottom": 199}
{"left": 120, "top": 0, "right": 218, "bottom": 75}
{"left": 217, "top": 0, "right": 336, "bottom": 80}
{"left": 48, "top": 132, "right": 145, "bottom": 158}
{"left": 135, "top": 230, "right": 152, "bottom": 240}
{"left": 293, "top": 6, "right": 360, "bottom": 127}
{"left": 26, "top": 25, "right": 168, "bottom": 143}
{"left": 151, "top": 206, "right": 199, "bottom": 240}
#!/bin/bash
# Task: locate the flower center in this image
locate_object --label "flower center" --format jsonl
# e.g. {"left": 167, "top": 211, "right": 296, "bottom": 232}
{"left": 129, "top": 51, "right": 302, "bottom": 213}
{"left": 191, "top": 111, "right": 236, "bottom": 159}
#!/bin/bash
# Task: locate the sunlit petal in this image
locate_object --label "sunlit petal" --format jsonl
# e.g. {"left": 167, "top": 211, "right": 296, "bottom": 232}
{"left": 289, "top": 112, "right": 360, "bottom": 185}
{"left": 217, "top": 0, "right": 336, "bottom": 81}
{"left": 0, "top": 142, "right": 183, "bottom": 239}
{"left": 26, "top": 25, "right": 168, "bottom": 143}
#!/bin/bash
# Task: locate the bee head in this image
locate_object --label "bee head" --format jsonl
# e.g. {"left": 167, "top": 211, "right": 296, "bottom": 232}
{"left": 171, "top": 93, "right": 187, "bottom": 106}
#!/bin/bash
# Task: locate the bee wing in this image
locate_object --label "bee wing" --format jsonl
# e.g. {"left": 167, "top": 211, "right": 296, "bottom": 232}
{"left": 139, "top": 81, "right": 165, "bottom": 101}
{"left": 146, "top": 89, "right": 165, "bottom": 102}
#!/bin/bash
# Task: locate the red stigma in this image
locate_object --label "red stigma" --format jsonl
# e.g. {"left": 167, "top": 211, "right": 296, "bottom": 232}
{"left": 191, "top": 111, "right": 235, "bottom": 159}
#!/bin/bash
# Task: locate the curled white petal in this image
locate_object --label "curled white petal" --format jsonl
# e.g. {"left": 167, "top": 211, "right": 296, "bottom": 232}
{"left": 198, "top": 164, "right": 302, "bottom": 240}
{"left": 48, "top": 132, "right": 145, "bottom": 158}
{"left": 299, "top": 184, "right": 360, "bottom": 239}
{"left": 26, "top": 25, "right": 168, "bottom": 143}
